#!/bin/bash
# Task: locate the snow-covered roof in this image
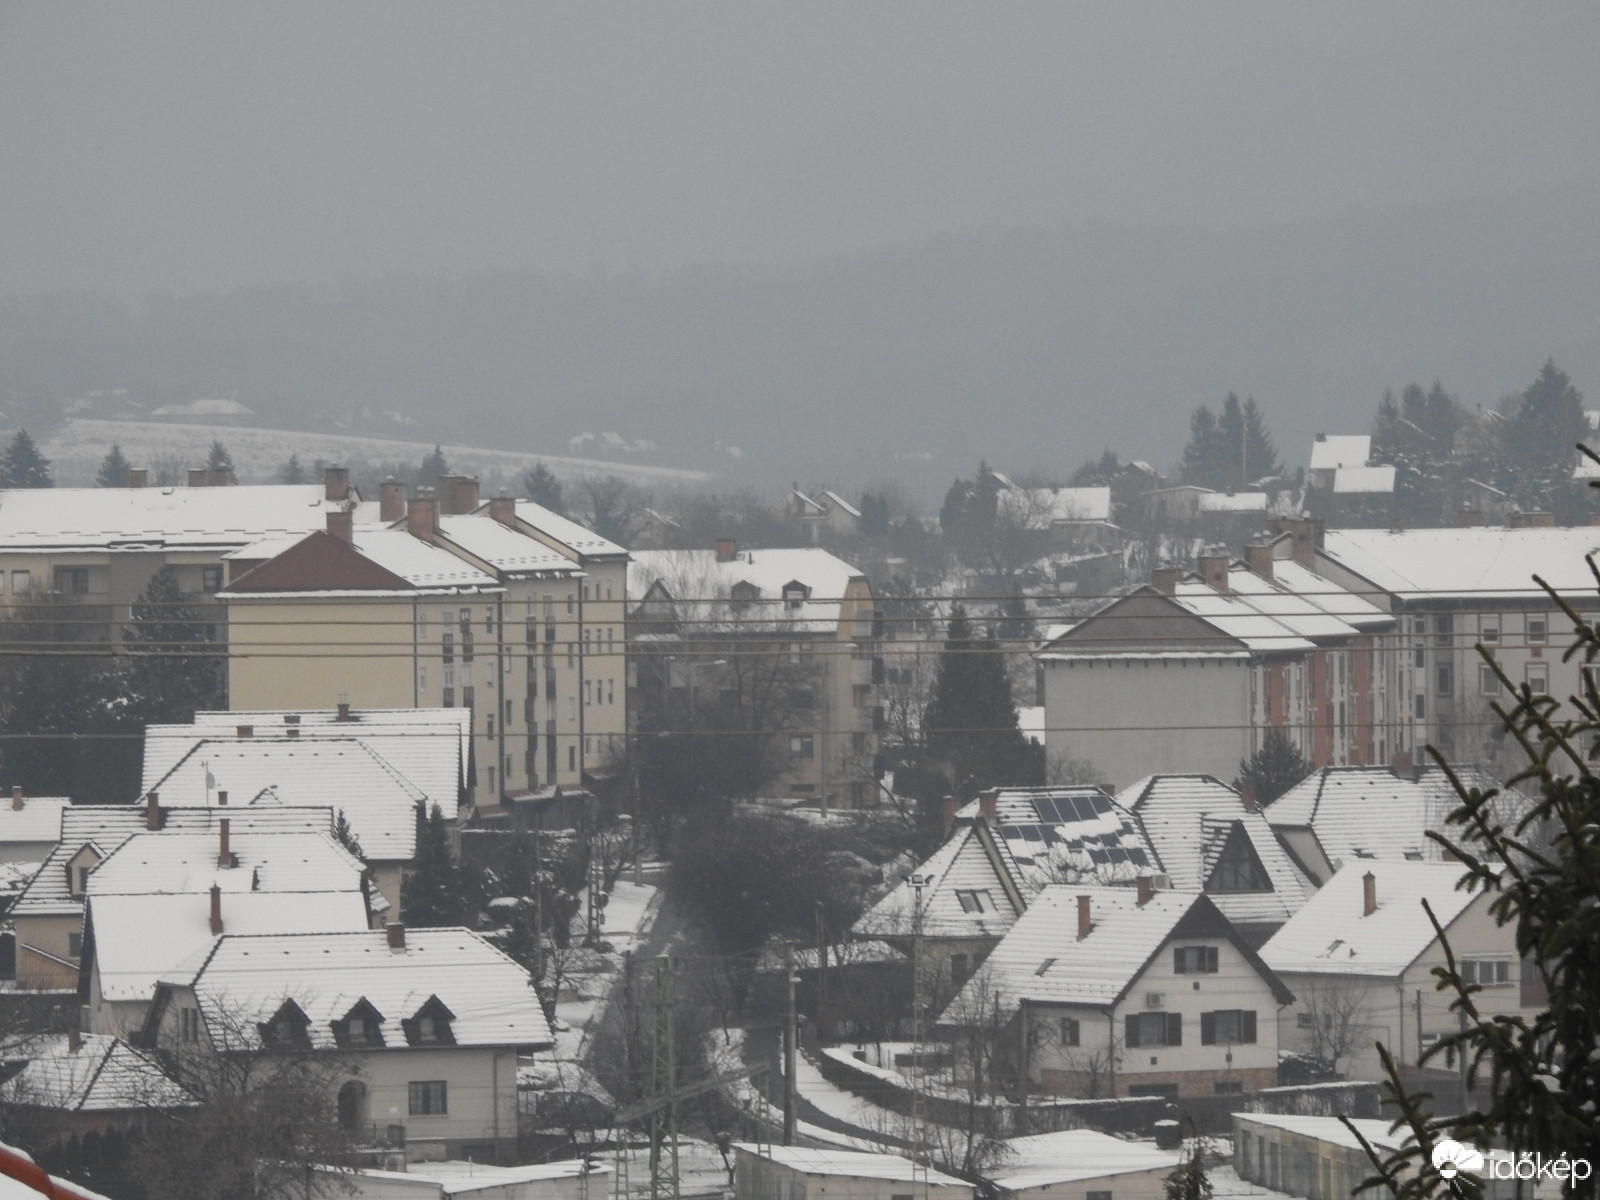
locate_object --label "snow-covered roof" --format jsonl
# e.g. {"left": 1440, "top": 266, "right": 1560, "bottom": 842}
{"left": 988, "top": 1130, "right": 1179, "bottom": 1190}
{"left": 224, "top": 528, "right": 503, "bottom": 598}
{"left": 817, "top": 490, "right": 863, "bottom": 519}
{"left": 186, "top": 927, "right": 554, "bottom": 1050}
{"left": 1332, "top": 465, "right": 1396, "bottom": 495}
{"left": 86, "top": 831, "right": 364, "bottom": 898}
{"left": 1115, "top": 775, "right": 1313, "bottom": 927}
{"left": 1319, "top": 527, "right": 1600, "bottom": 603}
{"left": 1221, "top": 567, "right": 1362, "bottom": 642}
{"left": 349, "top": 1159, "right": 610, "bottom": 1194}
{"left": 942, "top": 886, "right": 1289, "bottom": 1017}
{"left": 0, "top": 797, "right": 71, "bottom": 847}
{"left": 438, "top": 514, "right": 583, "bottom": 576}
{"left": 629, "top": 547, "right": 869, "bottom": 637}
{"left": 507, "top": 499, "right": 628, "bottom": 558}
{"left": 146, "top": 737, "right": 426, "bottom": 859}
{"left": 854, "top": 820, "right": 1026, "bottom": 941}
{"left": 1171, "top": 581, "right": 1318, "bottom": 654}
{"left": 1264, "top": 767, "right": 1443, "bottom": 865}
{"left": 732, "top": 1146, "right": 969, "bottom": 1189}
{"left": 1308, "top": 435, "right": 1371, "bottom": 471}
{"left": 0, "top": 1035, "right": 192, "bottom": 1112}
{"left": 349, "top": 529, "right": 502, "bottom": 591}
{"left": 1268, "top": 561, "right": 1392, "bottom": 631}
{"left": 143, "top": 708, "right": 469, "bottom": 811}
{"left": 1234, "top": 1112, "right": 1406, "bottom": 1155}
{"left": 949, "top": 789, "right": 1157, "bottom": 889}
{"left": 1197, "top": 491, "right": 1268, "bottom": 514}
{"left": 999, "top": 486, "right": 1113, "bottom": 527}
{"left": 1259, "top": 861, "right": 1479, "bottom": 978}
{"left": 91, "top": 890, "right": 371, "bottom": 1003}
{"left": 0, "top": 484, "right": 341, "bottom": 551}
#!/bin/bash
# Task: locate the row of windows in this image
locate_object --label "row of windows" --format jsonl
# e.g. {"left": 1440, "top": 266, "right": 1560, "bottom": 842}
{"left": 1125, "top": 1009, "right": 1257, "bottom": 1047}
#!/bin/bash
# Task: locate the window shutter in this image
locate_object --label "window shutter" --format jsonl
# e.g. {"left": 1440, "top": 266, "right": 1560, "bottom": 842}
{"left": 1201, "top": 1011, "right": 1216, "bottom": 1045}
{"left": 1174, "top": 948, "right": 1187, "bottom": 975}
{"left": 1125, "top": 1014, "right": 1141, "bottom": 1048}
{"left": 1167, "top": 1012, "right": 1182, "bottom": 1046}
{"left": 1242, "top": 1010, "right": 1257, "bottom": 1043}
{"left": 1207, "top": 946, "right": 1219, "bottom": 973}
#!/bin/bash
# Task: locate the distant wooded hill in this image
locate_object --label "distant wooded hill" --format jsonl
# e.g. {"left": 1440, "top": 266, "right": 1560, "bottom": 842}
{"left": 2, "top": 183, "right": 1596, "bottom": 498}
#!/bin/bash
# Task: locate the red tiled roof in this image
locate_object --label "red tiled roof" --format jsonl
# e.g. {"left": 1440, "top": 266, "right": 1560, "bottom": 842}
{"left": 222, "top": 531, "right": 413, "bottom": 593}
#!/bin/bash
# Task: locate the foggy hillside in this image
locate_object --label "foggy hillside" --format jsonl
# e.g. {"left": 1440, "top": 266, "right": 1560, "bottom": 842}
{"left": 3, "top": 183, "right": 1596, "bottom": 497}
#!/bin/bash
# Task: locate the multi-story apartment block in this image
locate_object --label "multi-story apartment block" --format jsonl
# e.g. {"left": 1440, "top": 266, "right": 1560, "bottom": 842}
{"left": 627, "top": 541, "right": 880, "bottom": 809}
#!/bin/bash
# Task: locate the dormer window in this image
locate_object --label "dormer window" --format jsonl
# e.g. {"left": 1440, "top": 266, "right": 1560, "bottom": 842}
{"left": 65, "top": 844, "right": 103, "bottom": 899}
{"left": 258, "top": 1000, "right": 313, "bottom": 1050}
{"left": 333, "top": 999, "right": 386, "bottom": 1048}
{"left": 781, "top": 581, "right": 810, "bottom": 610}
{"left": 730, "top": 581, "right": 760, "bottom": 611}
{"left": 402, "top": 996, "right": 457, "bottom": 1046}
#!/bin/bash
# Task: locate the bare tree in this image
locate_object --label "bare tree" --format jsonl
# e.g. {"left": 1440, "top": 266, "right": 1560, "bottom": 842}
{"left": 1295, "top": 983, "right": 1372, "bottom": 1076}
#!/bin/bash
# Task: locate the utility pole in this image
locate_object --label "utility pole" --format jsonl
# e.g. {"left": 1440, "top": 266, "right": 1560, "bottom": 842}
{"left": 1017, "top": 997, "right": 1029, "bottom": 1135}
{"left": 532, "top": 828, "right": 544, "bottom": 989}
{"left": 649, "top": 957, "right": 679, "bottom": 1200}
{"left": 783, "top": 943, "right": 798, "bottom": 1145}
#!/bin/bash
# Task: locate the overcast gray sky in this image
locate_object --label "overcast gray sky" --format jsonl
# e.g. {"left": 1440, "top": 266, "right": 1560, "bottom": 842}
{"left": 2, "top": 2, "right": 1597, "bottom": 299}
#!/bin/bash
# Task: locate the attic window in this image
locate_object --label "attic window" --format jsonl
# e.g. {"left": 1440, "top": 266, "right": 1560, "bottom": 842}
{"left": 259, "top": 1000, "right": 312, "bottom": 1051}
{"left": 730, "top": 581, "right": 760, "bottom": 609}
{"left": 1034, "top": 957, "right": 1057, "bottom": 977}
{"left": 955, "top": 889, "right": 994, "bottom": 914}
{"left": 333, "top": 999, "right": 387, "bottom": 1048}
{"left": 401, "top": 996, "right": 457, "bottom": 1047}
{"left": 782, "top": 581, "right": 810, "bottom": 610}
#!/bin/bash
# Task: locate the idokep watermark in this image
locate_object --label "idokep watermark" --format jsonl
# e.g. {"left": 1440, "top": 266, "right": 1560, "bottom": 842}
{"left": 1432, "top": 1139, "right": 1594, "bottom": 1185}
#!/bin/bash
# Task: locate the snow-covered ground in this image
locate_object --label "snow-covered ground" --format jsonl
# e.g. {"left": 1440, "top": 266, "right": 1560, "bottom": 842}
{"left": 39, "top": 418, "right": 711, "bottom": 488}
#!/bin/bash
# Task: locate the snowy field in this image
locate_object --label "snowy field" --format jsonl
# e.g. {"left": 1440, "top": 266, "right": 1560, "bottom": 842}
{"left": 39, "top": 418, "right": 712, "bottom": 488}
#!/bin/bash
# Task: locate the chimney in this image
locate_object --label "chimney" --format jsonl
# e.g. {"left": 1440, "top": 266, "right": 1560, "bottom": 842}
{"left": 1314, "top": 432, "right": 1327, "bottom": 442}
{"left": 379, "top": 479, "right": 406, "bottom": 523}
{"left": 286, "top": 726, "right": 300, "bottom": 738}
{"left": 715, "top": 537, "right": 737, "bottom": 563}
{"left": 440, "top": 475, "right": 480, "bottom": 515}
{"left": 406, "top": 491, "right": 439, "bottom": 542}
{"left": 217, "top": 790, "right": 227, "bottom": 806}
{"left": 942, "top": 797, "right": 961, "bottom": 837}
{"left": 1391, "top": 750, "right": 1413, "bottom": 778}
{"left": 187, "top": 467, "right": 207, "bottom": 488}
{"left": 145, "top": 791, "right": 162, "bottom": 831}
{"left": 324, "top": 465, "right": 351, "bottom": 502}
{"left": 209, "top": 884, "right": 224, "bottom": 935}
{"left": 1151, "top": 566, "right": 1182, "bottom": 595}
{"left": 127, "top": 468, "right": 147, "bottom": 488}
{"left": 489, "top": 493, "right": 516, "bottom": 526}
{"left": 9, "top": 786, "right": 20, "bottom": 811}
{"left": 1198, "top": 551, "right": 1230, "bottom": 593}
{"left": 1245, "top": 543, "right": 1275, "bottom": 581}
{"left": 211, "top": 466, "right": 235, "bottom": 487}
{"left": 1077, "top": 894, "right": 1093, "bottom": 939}
{"left": 236, "top": 725, "right": 253, "bottom": 738}
{"left": 217, "top": 818, "right": 231, "bottom": 867}
{"left": 336, "top": 701, "right": 353, "bottom": 722}
{"left": 1239, "top": 777, "right": 1258, "bottom": 812}
{"left": 1362, "top": 871, "right": 1377, "bottom": 917}
{"left": 978, "top": 788, "right": 999, "bottom": 821}
{"left": 1136, "top": 876, "right": 1153, "bottom": 906}
{"left": 326, "top": 508, "right": 353, "bottom": 544}
{"left": 1287, "top": 518, "right": 1324, "bottom": 568}
{"left": 67, "top": 1026, "right": 80, "bottom": 1053}
{"left": 386, "top": 922, "right": 406, "bottom": 952}
{"left": 283, "top": 714, "right": 300, "bottom": 725}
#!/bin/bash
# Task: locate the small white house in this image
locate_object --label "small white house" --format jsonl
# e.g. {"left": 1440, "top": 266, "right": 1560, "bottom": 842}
{"left": 312, "top": 1158, "right": 609, "bottom": 1200}
{"left": 984, "top": 1130, "right": 1180, "bottom": 1200}
{"left": 733, "top": 1145, "right": 973, "bottom": 1200}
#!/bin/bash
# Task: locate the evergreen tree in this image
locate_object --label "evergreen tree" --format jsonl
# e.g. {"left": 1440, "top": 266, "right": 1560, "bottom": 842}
{"left": 206, "top": 440, "right": 232, "bottom": 472}
{"left": 333, "top": 808, "right": 364, "bottom": 860}
{"left": 121, "top": 566, "right": 226, "bottom": 725}
{"left": 1069, "top": 448, "right": 1122, "bottom": 487}
{"left": 95, "top": 443, "right": 131, "bottom": 488}
{"left": 859, "top": 491, "right": 890, "bottom": 538}
{"left": 401, "top": 802, "right": 463, "bottom": 926}
{"left": 939, "top": 462, "right": 1000, "bottom": 539}
{"left": 1212, "top": 394, "right": 1282, "bottom": 488}
{"left": 1179, "top": 404, "right": 1226, "bottom": 487}
{"left": 1165, "top": 1143, "right": 1213, "bottom": 1200}
{"left": 0, "top": 430, "right": 53, "bottom": 488}
{"left": 1505, "top": 359, "right": 1587, "bottom": 516}
{"left": 420, "top": 444, "right": 450, "bottom": 488}
{"left": 922, "top": 605, "right": 1039, "bottom": 797}
{"left": 520, "top": 461, "right": 564, "bottom": 513}
{"left": 276, "top": 454, "right": 308, "bottom": 484}
{"left": 1235, "top": 728, "right": 1310, "bottom": 805}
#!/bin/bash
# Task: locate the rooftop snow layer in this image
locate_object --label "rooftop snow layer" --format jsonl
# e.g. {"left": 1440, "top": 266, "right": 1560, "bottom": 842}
{"left": 0, "top": 484, "right": 341, "bottom": 551}
{"left": 629, "top": 547, "right": 868, "bottom": 637}
{"left": 854, "top": 821, "right": 1025, "bottom": 941}
{"left": 988, "top": 1130, "right": 1179, "bottom": 1189}
{"left": 438, "top": 514, "right": 585, "bottom": 575}
{"left": 1308, "top": 435, "right": 1371, "bottom": 471}
{"left": 509, "top": 499, "right": 628, "bottom": 558}
{"left": 86, "top": 831, "right": 364, "bottom": 897}
{"left": 732, "top": 1146, "right": 968, "bottom": 1188}
{"left": 0, "top": 1035, "right": 193, "bottom": 1112}
{"left": 1320, "top": 527, "right": 1600, "bottom": 602}
{"left": 1332, "top": 465, "right": 1396, "bottom": 494}
{"left": 1264, "top": 767, "right": 1443, "bottom": 865}
{"left": 0, "top": 797, "right": 72, "bottom": 847}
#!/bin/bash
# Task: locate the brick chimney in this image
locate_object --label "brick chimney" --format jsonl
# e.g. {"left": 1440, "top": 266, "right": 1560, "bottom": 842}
{"left": 324, "top": 465, "right": 351, "bottom": 502}
{"left": 127, "top": 468, "right": 147, "bottom": 488}
{"left": 209, "top": 885, "right": 224, "bottom": 935}
{"left": 379, "top": 479, "right": 406, "bottom": 523}
{"left": 336, "top": 701, "right": 353, "bottom": 722}
{"left": 67, "top": 1026, "right": 80, "bottom": 1053}
{"left": 211, "top": 466, "right": 235, "bottom": 487}
{"left": 1198, "top": 551, "right": 1230, "bottom": 593}
{"left": 236, "top": 725, "right": 253, "bottom": 738}
{"left": 715, "top": 537, "right": 737, "bottom": 563}
{"left": 1077, "top": 894, "right": 1093, "bottom": 939}
{"left": 9, "top": 786, "right": 20, "bottom": 811}
{"left": 1136, "top": 875, "right": 1153, "bottom": 906}
{"left": 326, "top": 508, "right": 353, "bottom": 544}
{"left": 440, "top": 475, "right": 480, "bottom": 515}
{"left": 978, "top": 788, "right": 999, "bottom": 822}
{"left": 1245, "top": 543, "right": 1275, "bottom": 581}
{"left": 1151, "top": 566, "right": 1182, "bottom": 595}
{"left": 145, "top": 791, "right": 162, "bottom": 831}
{"left": 386, "top": 922, "right": 406, "bottom": 952}
{"left": 407, "top": 491, "right": 439, "bottom": 542}
{"left": 1362, "top": 871, "right": 1377, "bottom": 917}
{"left": 1239, "top": 778, "right": 1258, "bottom": 812}
{"left": 217, "top": 817, "right": 231, "bottom": 867}
{"left": 489, "top": 494, "right": 516, "bottom": 526}
{"left": 217, "top": 790, "right": 228, "bottom": 806}
{"left": 187, "top": 467, "right": 207, "bottom": 488}
{"left": 1285, "top": 518, "right": 1323, "bottom": 568}
{"left": 941, "top": 796, "right": 961, "bottom": 837}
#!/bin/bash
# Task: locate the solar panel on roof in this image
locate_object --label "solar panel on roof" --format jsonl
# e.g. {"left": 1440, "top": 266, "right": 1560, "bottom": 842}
{"left": 1129, "top": 849, "right": 1149, "bottom": 866}
{"left": 1071, "top": 797, "right": 1099, "bottom": 821}
{"left": 1092, "top": 795, "right": 1113, "bottom": 813}
{"left": 1089, "top": 849, "right": 1109, "bottom": 864}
